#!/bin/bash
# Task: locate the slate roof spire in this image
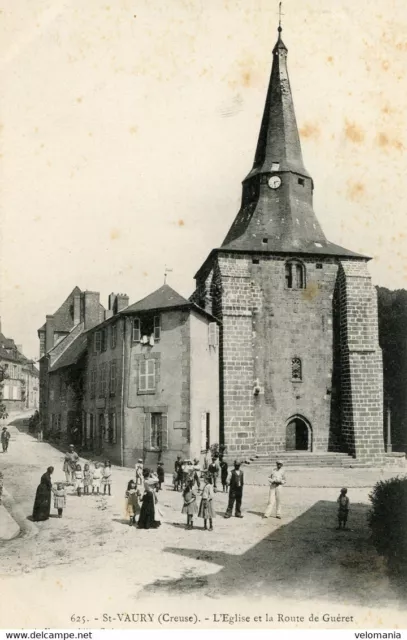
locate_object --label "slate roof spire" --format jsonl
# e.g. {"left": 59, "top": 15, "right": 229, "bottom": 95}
{"left": 218, "top": 22, "right": 363, "bottom": 258}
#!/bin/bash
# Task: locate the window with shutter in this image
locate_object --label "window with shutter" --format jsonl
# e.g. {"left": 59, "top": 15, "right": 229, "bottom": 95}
{"left": 111, "top": 324, "right": 117, "bottom": 349}
{"left": 110, "top": 361, "right": 117, "bottom": 396}
{"left": 161, "top": 414, "right": 168, "bottom": 450}
{"left": 154, "top": 315, "right": 161, "bottom": 340}
{"left": 132, "top": 318, "right": 141, "bottom": 342}
{"left": 143, "top": 414, "right": 150, "bottom": 452}
{"left": 104, "top": 414, "right": 109, "bottom": 442}
{"left": 108, "top": 413, "right": 116, "bottom": 444}
{"left": 151, "top": 413, "right": 161, "bottom": 449}
{"left": 139, "top": 359, "right": 155, "bottom": 392}
{"left": 101, "top": 328, "right": 107, "bottom": 352}
{"left": 95, "top": 331, "right": 101, "bottom": 352}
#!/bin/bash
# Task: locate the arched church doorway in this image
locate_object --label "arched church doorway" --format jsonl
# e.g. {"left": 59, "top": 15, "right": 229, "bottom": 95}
{"left": 285, "top": 416, "right": 312, "bottom": 452}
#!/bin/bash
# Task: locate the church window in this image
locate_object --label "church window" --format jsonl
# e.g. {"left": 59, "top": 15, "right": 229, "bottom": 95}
{"left": 252, "top": 258, "right": 260, "bottom": 265}
{"left": 285, "top": 260, "right": 305, "bottom": 289}
{"left": 262, "top": 238, "right": 268, "bottom": 244}
{"left": 298, "top": 178, "right": 305, "bottom": 186}
{"left": 291, "top": 357, "right": 302, "bottom": 381}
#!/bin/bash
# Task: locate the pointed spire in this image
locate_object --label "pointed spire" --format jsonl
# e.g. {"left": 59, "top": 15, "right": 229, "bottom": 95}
{"left": 247, "top": 21, "right": 309, "bottom": 180}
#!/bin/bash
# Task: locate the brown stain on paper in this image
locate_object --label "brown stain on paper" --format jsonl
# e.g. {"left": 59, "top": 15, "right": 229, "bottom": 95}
{"left": 347, "top": 181, "right": 365, "bottom": 202}
{"left": 299, "top": 122, "right": 320, "bottom": 141}
{"left": 344, "top": 120, "right": 364, "bottom": 144}
{"left": 302, "top": 281, "right": 319, "bottom": 302}
{"left": 110, "top": 228, "right": 120, "bottom": 240}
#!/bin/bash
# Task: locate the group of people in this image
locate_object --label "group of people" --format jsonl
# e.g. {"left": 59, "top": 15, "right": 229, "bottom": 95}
{"left": 63, "top": 444, "right": 112, "bottom": 496}
{"left": 31, "top": 447, "right": 351, "bottom": 530}
{"left": 173, "top": 452, "right": 229, "bottom": 493}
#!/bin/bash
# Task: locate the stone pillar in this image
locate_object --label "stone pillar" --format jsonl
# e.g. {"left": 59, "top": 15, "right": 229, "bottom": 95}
{"left": 338, "top": 260, "right": 384, "bottom": 464}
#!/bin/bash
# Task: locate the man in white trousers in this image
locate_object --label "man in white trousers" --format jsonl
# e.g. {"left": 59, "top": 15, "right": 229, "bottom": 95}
{"left": 263, "top": 460, "right": 286, "bottom": 519}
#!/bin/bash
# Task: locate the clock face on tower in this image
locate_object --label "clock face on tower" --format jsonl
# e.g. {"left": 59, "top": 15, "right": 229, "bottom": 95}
{"left": 268, "top": 175, "right": 281, "bottom": 189}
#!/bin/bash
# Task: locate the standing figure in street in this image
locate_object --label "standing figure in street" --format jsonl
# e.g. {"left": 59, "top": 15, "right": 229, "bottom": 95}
{"left": 138, "top": 468, "right": 161, "bottom": 529}
{"left": 83, "top": 463, "right": 92, "bottom": 495}
{"left": 92, "top": 462, "right": 102, "bottom": 494}
{"left": 125, "top": 479, "right": 141, "bottom": 526}
{"left": 74, "top": 464, "right": 84, "bottom": 497}
{"left": 224, "top": 460, "right": 244, "bottom": 518}
{"left": 181, "top": 479, "right": 198, "bottom": 530}
{"left": 32, "top": 466, "right": 54, "bottom": 521}
{"left": 63, "top": 444, "right": 78, "bottom": 485}
{"left": 208, "top": 456, "right": 220, "bottom": 492}
{"left": 135, "top": 458, "right": 144, "bottom": 488}
{"left": 219, "top": 456, "right": 228, "bottom": 492}
{"left": 263, "top": 460, "right": 286, "bottom": 519}
{"left": 174, "top": 456, "right": 183, "bottom": 491}
{"left": 53, "top": 482, "right": 66, "bottom": 518}
{"left": 156, "top": 461, "right": 165, "bottom": 491}
{"left": 102, "top": 460, "right": 112, "bottom": 496}
{"left": 337, "top": 488, "right": 350, "bottom": 530}
{"left": 192, "top": 458, "right": 201, "bottom": 491}
{"left": 198, "top": 474, "right": 215, "bottom": 531}
{"left": 1, "top": 426, "right": 10, "bottom": 453}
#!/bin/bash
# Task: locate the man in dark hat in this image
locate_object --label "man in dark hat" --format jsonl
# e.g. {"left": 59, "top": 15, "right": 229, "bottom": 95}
{"left": 224, "top": 460, "right": 244, "bottom": 518}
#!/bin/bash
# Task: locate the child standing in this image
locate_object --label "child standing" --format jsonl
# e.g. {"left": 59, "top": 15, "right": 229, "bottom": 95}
{"left": 83, "top": 463, "right": 92, "bottom": 495}
{"left": 102, "top": 460, "right": 112, "bottom": 496}
{"left": 157, "top": 462, "right": 165, "bottom": 491}
{"left": 74, "top": 464, "right": 84, "bottom": 497}
{"left": 92, "top": 462, "right": 101, "bottom": 494}
{"left": 181, "top": 480, "right": 198, "bottom": 530}
{"left": 53, "top": 482, "right": 66, "bottom": 517}
{"left": 198, "top": 475, "right": 215, "bottom": 531}
{"left": 337, "top": 488, "right": 350, "bottom": 530}
{"left": 125, "top": 479, "right": 141, "bottom": 526}
{"left": 220, "top": 456, "right": 228, "bottom": 492}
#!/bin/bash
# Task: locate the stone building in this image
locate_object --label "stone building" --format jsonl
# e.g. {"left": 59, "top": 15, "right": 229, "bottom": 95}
{"left": 84, "top": 285, "right": 219, "bottom": 469}
{"left": 38, "top": 288, "right": 105, "bottom": 441}
{"left": 39, "top": 286, "right": 219, "bottom": 468}
{"left": 193, "top": 26, "right": 384, "bottom": 463}
{"left": 0, "top": 319, "right": 39, "bottom": 413}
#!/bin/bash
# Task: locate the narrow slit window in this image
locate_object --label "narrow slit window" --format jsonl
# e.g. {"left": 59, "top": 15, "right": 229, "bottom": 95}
{"left": 298, "top": 178, "right": 305, "bottom": 186}
{"left": 292, "top": 357, "right": 302, "bottom": 381}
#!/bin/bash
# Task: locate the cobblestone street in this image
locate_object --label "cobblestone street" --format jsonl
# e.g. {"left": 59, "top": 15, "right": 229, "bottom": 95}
{"left": 0, "top": 416, "right": 406, "bottom": 628}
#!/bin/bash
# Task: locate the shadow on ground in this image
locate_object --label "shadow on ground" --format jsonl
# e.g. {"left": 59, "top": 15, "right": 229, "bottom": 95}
{"left": 142, "top": 500, "right": 404, "bottom": 607}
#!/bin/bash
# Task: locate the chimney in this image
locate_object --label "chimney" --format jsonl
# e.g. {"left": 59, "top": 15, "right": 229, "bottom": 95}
{"left": 73, "top": 294, "right": 81, "bottom": 325}
{"left": 84, "top": 291, "right": 101, "bottom": 330}
{"left": 105, "top": 310, "right": 114, "bottom": 320}
{"left": 45, "top": 315, "right": 55, "bottom": 352}
{"left": 116, "top": 293, "right": 129, "bottom": 312}
{"left": 108, "top": 293, "right": 117, "bottom": 312}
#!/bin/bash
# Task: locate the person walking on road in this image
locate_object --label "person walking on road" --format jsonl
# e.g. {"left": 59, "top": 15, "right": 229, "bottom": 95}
{"left": 1, "top": 426, "right": 10, "bottom": 453}
{"left": 224, "top": 460, "right": 244, "bottom": 518}
{"left": 263, "top": 460, "right": 286, "bottom": 519}
{"left": 63, "top": 444, "right": 79, "bottom": 484}
{"left": 32, "top": 466, "right": 54, "bottom": 521}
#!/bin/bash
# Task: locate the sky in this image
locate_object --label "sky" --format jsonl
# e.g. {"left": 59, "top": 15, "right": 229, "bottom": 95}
{"left": 0, "top": 0, "right": 406, "bottom": 359}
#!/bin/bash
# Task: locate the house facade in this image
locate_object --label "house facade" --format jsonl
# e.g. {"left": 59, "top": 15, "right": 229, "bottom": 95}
{"left": 0, "top": 320, "right": 39, "bottom": 413}
{"left": 39, "top": 286, "right": 219, "bottom": 468}
{"left": 84, "top": 286, "right": 219, "bottom": 468}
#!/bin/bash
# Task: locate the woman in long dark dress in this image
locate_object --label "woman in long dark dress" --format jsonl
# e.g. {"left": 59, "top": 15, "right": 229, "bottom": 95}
{"left": 32, "top": 466, "right": 54, "bottom": 522}
{"left": 137, "top": 468, "right": 160, "bottom": 529}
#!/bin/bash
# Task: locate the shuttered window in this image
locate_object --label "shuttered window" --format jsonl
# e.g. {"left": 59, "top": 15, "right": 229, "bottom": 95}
{"left": 132, "top": 318, "right": 140, "bottom": 342}
{"left": 148, "top": 413, "right": 168, "bottom": 451}
{"left": 111, "top": 324, "right": 117, "bottom": 349}
{"left": 108, "top": 413, "right": 117, "bottom": 444}
{"left": 154, "top": 315, "right": 161, "bottom": 340}
{"left": 95, "top": 331, "right": 101, "bottom": 352}
{"left": 110, "top": 361, "right": 117, "bottom": 395}
{"left": 139, "top": 359, "right": 155, "bottom": 392}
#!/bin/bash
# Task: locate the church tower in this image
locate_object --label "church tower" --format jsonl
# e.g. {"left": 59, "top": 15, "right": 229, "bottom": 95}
{"left": 193, "top": 23, "right": 384, "bottom": 463}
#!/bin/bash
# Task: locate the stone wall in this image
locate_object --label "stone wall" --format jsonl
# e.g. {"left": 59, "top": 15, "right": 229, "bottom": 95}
{"left": 337, "top": 261, "right": 384, "bottom": 463}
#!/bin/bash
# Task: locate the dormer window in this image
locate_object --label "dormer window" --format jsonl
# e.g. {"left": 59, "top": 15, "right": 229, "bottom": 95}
{"left": 132, "top": 315, "right": 161, "bottom": 343}
{"left": 285, "top": 260, "right": 306, "bottom": 289}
